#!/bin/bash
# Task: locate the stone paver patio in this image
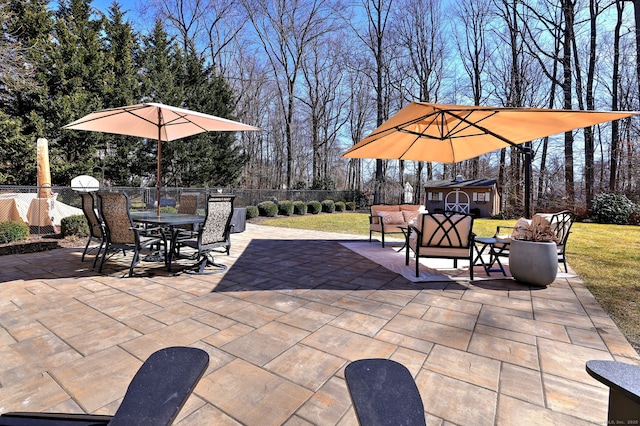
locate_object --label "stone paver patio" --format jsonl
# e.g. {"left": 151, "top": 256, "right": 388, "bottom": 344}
{"left": 0, "top": 223, "right": 639, "bottom": 425}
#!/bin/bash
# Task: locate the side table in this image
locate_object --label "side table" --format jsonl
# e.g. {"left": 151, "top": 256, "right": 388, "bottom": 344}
{"left": 473, "top": 237, "right": 508, "bottom": 276}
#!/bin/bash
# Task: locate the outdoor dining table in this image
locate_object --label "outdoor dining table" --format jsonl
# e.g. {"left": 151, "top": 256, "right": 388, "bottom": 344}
{"left": 130, "top": 211, "right": 204, "bottom": 272}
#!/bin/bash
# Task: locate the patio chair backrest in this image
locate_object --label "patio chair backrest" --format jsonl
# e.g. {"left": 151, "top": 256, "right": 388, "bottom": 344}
{"left": 98, "top": 192, "right": 135, "bottom": 245}
{"left": 81, "top": 192, "right": 102, "bottom": 239}
{"left": 200, "top": 195, "right": 235, "bottom": 246}
{"left": 178, "top": 193, "right": 199, "bottom": 215}
{"left": 109, "top": 346, "right": 209, "bottom": 426}
{"left": 416, "top": 212, "right": 474, "bottom": 248}
{"left": 548, "top": 210, "right": 575, "bottom": 246}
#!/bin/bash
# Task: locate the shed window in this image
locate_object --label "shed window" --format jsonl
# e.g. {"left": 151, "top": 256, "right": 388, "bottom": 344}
{"left": 428, "top": 192, "right": 443, "bottom": 201}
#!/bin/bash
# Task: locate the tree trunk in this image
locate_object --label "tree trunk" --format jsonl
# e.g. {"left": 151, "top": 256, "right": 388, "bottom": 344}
{"left": 562, "top": 0, "right": 575, "bottom": 206}
{"left": 610, "top": 1, "right": 623, "bottom": 192}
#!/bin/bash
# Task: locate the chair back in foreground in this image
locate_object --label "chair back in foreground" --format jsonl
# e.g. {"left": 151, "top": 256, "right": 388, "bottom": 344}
{"left": 97, "top": 192, "right": 164, "bottom": 276}
{"left": 109, "top": 346, "right": 209, "bottom": 425}
{"left": 407, "top": 212, "right": 475, "bottom": 279}
{"left": 345, "top": 359, "right": 426, "bottom": 426}
{"left": 79, "top": 192, "right": 104, "bottom": 266}
{"left": 0, "top": 346, "right": 209, "bottom": 426}
{"left": 98, "top": 192, "right": 135, "bottom": 245}
{"left": 177, "top": 194, "right": 235, "bottom": 273}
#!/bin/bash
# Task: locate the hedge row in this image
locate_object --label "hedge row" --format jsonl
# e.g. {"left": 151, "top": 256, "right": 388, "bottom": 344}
{"left": 249, "top": 199, "right": 356, "bottom": 218}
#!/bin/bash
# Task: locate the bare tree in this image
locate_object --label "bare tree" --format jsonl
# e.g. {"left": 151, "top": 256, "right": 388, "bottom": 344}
{"left": 0, "top": 1, "right": 37, "bottom": 98}
{"left": 610, "top": 0, "right": 624, "bottom": 192}
{"left": 394, "top": 0, "right": 446, "bottom": 202}
{"left": 353, "top": 0, "right": 395, "bottom": 204}
{"left": 148, "top": 0, "right": 246, "bottom": 72}
{"left": 241, "top": 0, "right": 334, "bottom": 189}
{"left": 453, "top": 0, "right": 492, "bottom": 182}
{"left": 300, "top": 32, "right": 349, "bottom": 187}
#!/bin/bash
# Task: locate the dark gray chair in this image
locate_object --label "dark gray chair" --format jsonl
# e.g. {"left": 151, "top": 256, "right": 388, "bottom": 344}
{"left": 0, "top": 346, "right": 210, "bottom": 426}
{"left": 79, "top": 192, "right": 104, "bottom": 267}
{"left": 345, "top": 358, "right": 426, "bottom": 426}
{"left": 176, "top": 194, "right": 235, "bottom": 274}
{"left": 97, "top": 192, "right": 165, "bottom": 277}
{"left": 176, "top": 193, "right": 200, "bottom": 238}
{"left": 586, "top": 360, "right": 640, "bottom": 424}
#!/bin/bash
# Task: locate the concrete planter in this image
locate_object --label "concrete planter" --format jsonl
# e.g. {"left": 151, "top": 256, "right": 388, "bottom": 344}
{"left": 509, "top": 239, "right": 558, "bottom": 287}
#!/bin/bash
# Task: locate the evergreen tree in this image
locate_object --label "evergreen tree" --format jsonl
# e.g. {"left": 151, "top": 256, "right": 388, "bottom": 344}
{"left": 135, "top": 19, "right": 183, "bottom": 188}
{"left": 178, "top": 53, "right": 248, "bottom": 187}
{"left": 0, "top": 0, "right": 52, "bottom": 184}
{"left": 45, "top": 0, "right": 106, "bottom": 184}
{"left": 100, "top": 3, "right": 141, "bottom": 185}
{"left": 0, "top": 111, "right": 35, "bottom": 184}
{"left": 156, "top": 45, "right": 248, "bottom": 188}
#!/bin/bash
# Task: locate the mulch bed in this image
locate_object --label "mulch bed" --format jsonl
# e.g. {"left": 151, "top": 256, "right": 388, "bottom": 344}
{"left": 0, "top": 234, "right": 85, "bottom": 256}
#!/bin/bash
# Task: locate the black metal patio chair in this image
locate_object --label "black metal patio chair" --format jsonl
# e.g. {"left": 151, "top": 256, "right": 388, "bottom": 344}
{"left": 79, "top": 192, "right": 104, "bottom": 268}
{"left": 97, "top": 192, "right": 166, "bottom": 277}
{"left": 176, "top": 194, "right": 235, "bottom": 274}
{"left": 406, "top": 211, "right": 475, "bottom": 280}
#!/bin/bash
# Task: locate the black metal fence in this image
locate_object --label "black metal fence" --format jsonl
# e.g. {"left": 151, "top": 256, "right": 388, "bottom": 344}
{"left": 0, "top": 185, "right": 367, "bottom": 235}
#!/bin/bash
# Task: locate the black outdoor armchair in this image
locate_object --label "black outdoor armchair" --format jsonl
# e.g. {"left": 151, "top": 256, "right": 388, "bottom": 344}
{"left": 97, "top": 192, "right": 166, "bottom": 277}
{"left": 176, "top": 194, "right": 235, "bottom": 274}
{"left": 79, "top": 192, "right": 105, "bottom": 268}
{"left": 0, "top": 346, "right": 210, "bottom": 426}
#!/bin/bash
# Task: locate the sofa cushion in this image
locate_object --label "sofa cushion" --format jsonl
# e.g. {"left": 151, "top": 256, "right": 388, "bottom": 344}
{"left": 402, "top": 210, "right": 419, "bottom": 225}
{"left": 378, "top": 210, "right": 404, "bottom": 225}
{"left": 370, "top": 205, "right": 400, "bottom": 225}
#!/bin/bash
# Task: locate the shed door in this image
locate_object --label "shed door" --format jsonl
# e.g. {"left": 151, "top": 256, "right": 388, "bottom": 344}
{"left": 445, "top": 190, "right": 470, "bottom": 213}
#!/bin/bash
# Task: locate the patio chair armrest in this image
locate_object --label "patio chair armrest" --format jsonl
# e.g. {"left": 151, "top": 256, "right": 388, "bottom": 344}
{"left": 494, "top": 225, "right": 515, "bottom": 237}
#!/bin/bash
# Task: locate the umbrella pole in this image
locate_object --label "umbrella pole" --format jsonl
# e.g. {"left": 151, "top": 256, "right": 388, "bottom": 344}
{"left": 157, "top": 111, "right": 162, "bottom": 217}
{"left": 156, "top": 139, "right": 161, "bottom": 217}
{"left": 524, "top": 145, "right": 532, "bottom": 219}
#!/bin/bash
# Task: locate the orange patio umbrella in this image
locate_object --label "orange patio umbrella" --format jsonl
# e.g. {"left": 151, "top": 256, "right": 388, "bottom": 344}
{"left": 63, "top": 103, "right": 259, "bottom": 216}
{"left": 342, "top": 102, "right": 637, "bottom": 216}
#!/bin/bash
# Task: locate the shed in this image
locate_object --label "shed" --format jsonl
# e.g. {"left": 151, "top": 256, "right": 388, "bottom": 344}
{"left": 424, "top": 176, "right": 500, "bottom": 218}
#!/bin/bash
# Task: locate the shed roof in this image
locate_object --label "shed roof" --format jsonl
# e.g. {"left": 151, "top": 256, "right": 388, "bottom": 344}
{"left": 425, "top": 178, "right": 497, "bottom": 189}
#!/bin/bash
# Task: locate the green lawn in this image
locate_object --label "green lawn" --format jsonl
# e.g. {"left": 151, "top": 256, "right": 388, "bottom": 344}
{"left": 258, "top": 212, "right": 640, "bottom": 351}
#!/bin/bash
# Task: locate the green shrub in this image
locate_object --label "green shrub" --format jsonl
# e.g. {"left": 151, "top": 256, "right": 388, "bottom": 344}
{"left": 343, "top": 189, "right": 370, "bottom": 209}
{"left": 591, "top": 193, "right": 636, "bottom": 224}
{"left": 0, "top": 221, "right": 29, "bottom": 243}
{"left": 335, "top": 201, "right": 346, "bottom": 212}
{"left": 160, "top": 206, "right": 177, "bottom": 214}
{"left": 346, "top": 201, "right": 356, "bottom": 211}
{"left": 246, "top": 205, "right": 259, "bottom": 219}
{"left": 308, "top": 200, "right": 322, "bottom": 214}
{"left": 321, "top": 199, "right": 335, "bottom": 213}
{"left": 258, "top": 201, "right": 278, "bottom": 217}
{"left": 61, "top": 215, "right": 89, "bottom": 237}
{"left": 293, "top": 201, "right": 307, "bottom": 215}
{"left": 278, "top": 200, "right": 294, "bottom": 216}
